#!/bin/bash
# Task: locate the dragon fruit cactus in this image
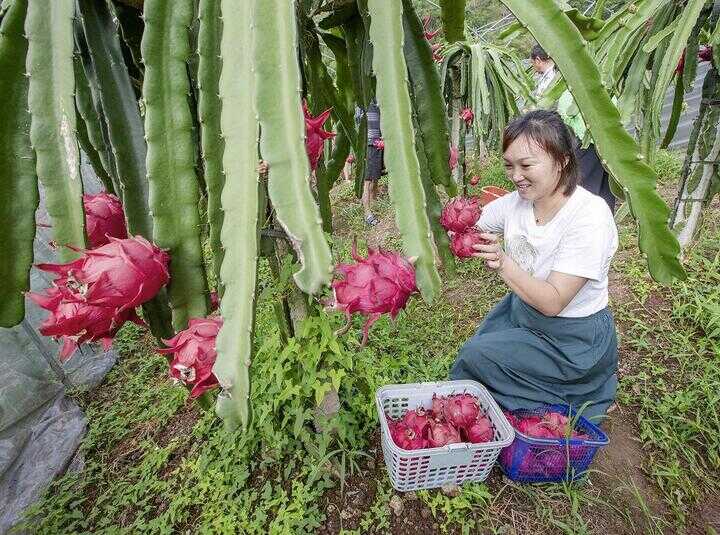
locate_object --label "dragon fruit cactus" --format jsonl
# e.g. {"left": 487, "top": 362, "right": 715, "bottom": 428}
{"left": 460, "top": 107, "right": 474, "bottom": 127}
{"left": 83, "top": 193, "right": 128, "bottom": 248}
{"left": 158, "top": 316, "right": 222, "bottom": 398}
{"left": 327, "top": 241, "right": 418, "bottom": 346}
{"left": 28, "top": 236, "right": 170, "bottom": 360}
{"left": 303, "top": 99, "right": 335, "bottom": 171}
{"left": 440, "top": 196, "right": 482, "bottom": 233}
{"left": 450, "top": 229, "right": 490, "bottom": 259}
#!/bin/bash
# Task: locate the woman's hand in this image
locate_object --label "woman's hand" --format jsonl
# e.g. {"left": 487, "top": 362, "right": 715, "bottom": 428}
{"left": 472, "top": 233, "right": 505, "bottom": 271}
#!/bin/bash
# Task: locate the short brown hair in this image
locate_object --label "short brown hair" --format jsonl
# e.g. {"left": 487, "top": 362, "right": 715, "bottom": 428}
{"left": 502, "top": 110, "right": 581, "bottom": 196}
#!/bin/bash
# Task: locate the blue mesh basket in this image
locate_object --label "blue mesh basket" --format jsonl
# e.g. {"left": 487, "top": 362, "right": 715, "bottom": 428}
{"left": 499, "top": 404, "right": 608, "bottom": 483}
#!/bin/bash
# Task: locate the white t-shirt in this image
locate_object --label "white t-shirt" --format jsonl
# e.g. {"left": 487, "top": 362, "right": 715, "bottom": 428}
{"left": 476, "top": 186, "right": 618, "bottom": 318}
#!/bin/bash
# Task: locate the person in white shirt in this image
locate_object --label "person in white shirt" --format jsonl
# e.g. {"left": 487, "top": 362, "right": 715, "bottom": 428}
{"left": 450, "top": 110, "right": 619, "bottom": 420}
{"left": 530, "top": 45, "right": 557, "bottom": 101}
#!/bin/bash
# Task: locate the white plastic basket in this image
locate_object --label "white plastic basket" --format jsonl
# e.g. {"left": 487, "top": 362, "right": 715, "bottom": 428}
{"left": 376, "top": 380, "right": 515, "bottom": 492}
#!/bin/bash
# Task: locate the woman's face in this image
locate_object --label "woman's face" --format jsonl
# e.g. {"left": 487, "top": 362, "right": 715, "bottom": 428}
{"left": 503, "top": 134, "right": 564, "bottom": 202}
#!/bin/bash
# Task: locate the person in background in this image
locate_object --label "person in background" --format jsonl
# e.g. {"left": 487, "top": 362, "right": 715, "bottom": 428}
{"left": 363, "top": 98, "right": 384, "bottom": 226}
{"left": 450, "top": 110, "right": 619, "bottom": 421}
{"left": 530, "top": 44, "right": 616, "bottom": 213}
{"left": 530, "top": 44, "right": 558, "bottom": 101}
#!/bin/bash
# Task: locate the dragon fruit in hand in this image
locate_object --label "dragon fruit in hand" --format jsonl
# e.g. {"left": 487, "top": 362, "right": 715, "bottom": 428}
{"left": 450, "top": 229, "right": 489, "bottom": 259}
{"left": 158, "top": 316, "right": 223, "bottom": 398}
{"left": 83, "top": 193, "right": 127, "bottom": 248}
{"left": 327, "top": 241, "right": 418, "bottom": 346}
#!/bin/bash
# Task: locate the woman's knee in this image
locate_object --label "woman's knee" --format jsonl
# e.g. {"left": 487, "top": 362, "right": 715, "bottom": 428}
{"left": 450, "top": 339, "right": 494, "bottom": 380}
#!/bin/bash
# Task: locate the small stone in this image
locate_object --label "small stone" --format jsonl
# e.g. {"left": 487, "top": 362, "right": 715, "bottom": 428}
{"left": 421, "top": 507, "right": 431, "bottom": 519}
{"left": 441, "top": 483, "right": 460, "bottom": 497}
{"left": 367, "top": 458, "right": 376, "bottom": 470}
{"left": 405, "top": 491, "right": 417, "bottom": 500}
{"left": 340, "top": 509, "right": 354, "bottom": 520}
{"left": 389, "top": 495, "right": 404, "bottom": 516}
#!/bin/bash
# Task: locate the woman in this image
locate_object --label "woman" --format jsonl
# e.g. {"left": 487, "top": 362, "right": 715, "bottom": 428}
{"left": 450, "top": 110, "right": 619, "bottom": 421}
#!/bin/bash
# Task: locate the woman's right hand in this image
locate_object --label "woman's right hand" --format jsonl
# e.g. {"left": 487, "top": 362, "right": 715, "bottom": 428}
{"left": 472, "top": 233, "right": 506, "bottom": 271}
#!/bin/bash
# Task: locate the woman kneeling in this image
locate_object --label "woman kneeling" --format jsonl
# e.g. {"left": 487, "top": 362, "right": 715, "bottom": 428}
{"left": 450, "top": 110, "right": 618, "bottom": 421}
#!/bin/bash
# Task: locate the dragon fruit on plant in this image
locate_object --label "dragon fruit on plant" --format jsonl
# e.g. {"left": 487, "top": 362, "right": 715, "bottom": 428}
{"left": 158, "top": 315, "right": 223, "bottom": 398}
{"left": 83, "top": 192, "right": 128, "bottom": 248}
{"left": 303, "top": 99, "right": 335, "bottom": 171}
{"left": 28, "top": 286, "right": 143, "bottom": 361}
{"left": 28, "top": 236, "right": 170, "bottom": 360}
{"left": 327, "top": 242, "right": 418, "bottom": 346}
{"left": 440, "top": 196, "right": 482, "bottom": 233}
{"left": 373, "top": 138, "right": 385, "bottom": 150}
{"left": 460, "top": 107, "right": 474, "bottom": 127}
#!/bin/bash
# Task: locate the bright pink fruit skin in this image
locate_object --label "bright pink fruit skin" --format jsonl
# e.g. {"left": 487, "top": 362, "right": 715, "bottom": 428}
{"left": 442, "top": 393, "right": 480, "bottom": 428}
{"left": 158, "top": 316, "right": 223, "bottom": 398}
{"left": 28, "top": 236, "right": 169, "bottom": 361}
{"left": 35, "top": 236, "right": 170, "bottom": 311}
{"left": 469, "top": 175, "right": 480, "bottom": 186}
{"left": 466, "top": 416, "right": 494, "bottom": 443}
{"left": 460, "top": 107, "right": 474, "bottom": 127}
{"left": 83, "top": 193, "right": 128, "bottom": 248}
{"left": 303, "top": 100, "right": 335, "bottom": 171}
{"left": 328, "top": 242, "right": 417, "bottom": 345}
{"left": 401, "top": 407, "right": 431, "bottom": 438}
{"left": 428, "top": 420, "right": 462, "bottom": 447}
{"left": 439, "top": 196, "right": 482, "bottom": 233}
{"left": 450, "top": 229, "right": 489, "bottom": 259}
{"left": 373, "top": 138, "right": 385, "bottom": 150}
{"left": 449, "top": 145, "right": 459, "bottom": 170}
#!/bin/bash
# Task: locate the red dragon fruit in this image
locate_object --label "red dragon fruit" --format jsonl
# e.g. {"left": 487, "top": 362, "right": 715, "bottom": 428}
{"left": 389, "top": 420, "right": 429, "bottom": 450}
{"left": 428, "top": 419, "right": 462, "bottom": 447}
{"left": 158, "top": 315, "right": 223, "bottom": 398}
{"left": 450, "top": 229, "right": 489, "bottom": 259}
{"left": 460, "top": 107, "right": 474, "bottom": 127}
{"left": 442, "top": 393, "right": 480, "bottom": 428}
{"left": 35, "top": 236, "right": 169, "bottom": 312}
{"left": 422, "top": 15, "right": 440, "bottom": 41}
{"left": 83, "top": 193, "right": 128, "bottom": 248}
{"left": 209, "top": 290, "right": 220, "bottom": 312}
{"left": 28, "top": 286, "right": 143, "bottom": 361}
{"left": 431, "top": 393, "right": 447, "bottom": 416}
{"left": 466, "top": 415, "right": 494, "bottom": 443}
{"left": 303, "top": 100, "right": 335, "bottom": 171}
{"left": 401, "top": 407, "right": 431, "bottom": 438}
{"left": 439, "top": 196, "right": 481, "bottom": 233}
{"left": 327, "top": 242, "right": 418, "bottom": 346}
{"left": 469, "top": 175, "right": 480, "bottom": 186}
{"left": 373, "top": 138, "right": 385, "bottom": 150}
{"left": 698, "top": 45, "right": 713, "bottom": 62}
{"left": 449, "top": 145, "right": 459, "bottom": 170}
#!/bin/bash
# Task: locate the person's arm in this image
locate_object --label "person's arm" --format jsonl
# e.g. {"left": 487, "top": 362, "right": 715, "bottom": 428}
{"left": 473, "top": 234, "right": 587, "bottom": 316}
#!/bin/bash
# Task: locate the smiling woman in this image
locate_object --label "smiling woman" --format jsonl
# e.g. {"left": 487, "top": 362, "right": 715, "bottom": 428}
{"left": 450, "top": 110, "right": 619, "bottom": 421}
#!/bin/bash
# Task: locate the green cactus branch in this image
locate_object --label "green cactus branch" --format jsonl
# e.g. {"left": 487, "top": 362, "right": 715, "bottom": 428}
{"left": 25, "top": 0, "right": 85, "bottom": 261}
{"left": 254, "top": 0, "right": 333, "bottom": 295}
{"left": 213, "top": 0, "right": 259, "bottom": 430}
{"left": 0, "top": 0, "right": 37, "bottom": 327}
{"left": 498, "top": 0, "right": 685, "bottom": 283}
{"left": 142, "top": 0, "right": 209, "bottom": 331}
{"left": 440, "top": 0, "right": 466, "bottom": 44}
{"left": 367, "top": 0, "right": 441, "bottom": 302}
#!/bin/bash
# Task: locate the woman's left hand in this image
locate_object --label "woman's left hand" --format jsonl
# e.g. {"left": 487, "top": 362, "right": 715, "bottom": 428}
{"left": 472, "top": 233, "right": 505, "bottom": 271}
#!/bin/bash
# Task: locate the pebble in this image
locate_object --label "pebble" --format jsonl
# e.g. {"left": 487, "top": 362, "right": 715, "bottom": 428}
{"left": 389, "top": 495, "right": 403, "bottom": 516}
{"left": 441, "top": 483, "right": 460, "bottom": 497}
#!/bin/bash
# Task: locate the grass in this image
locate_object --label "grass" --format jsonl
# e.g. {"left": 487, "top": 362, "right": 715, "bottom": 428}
{"left": 18, "top": 149, "right": 720, "bottom": 534}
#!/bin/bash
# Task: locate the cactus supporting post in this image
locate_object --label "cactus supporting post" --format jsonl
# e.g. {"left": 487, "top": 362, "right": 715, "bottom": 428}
{"left": 0, "top": 0, "right": 38, "bottom": 327}
{"left": 142, "top": 0, "right": 209, "bottom": 331}
{"left": 25, "top": 0, "right": 85, "bottom": 261}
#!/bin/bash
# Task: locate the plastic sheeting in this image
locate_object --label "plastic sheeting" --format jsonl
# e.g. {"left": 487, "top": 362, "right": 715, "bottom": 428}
{"left": 0, "top": 165, "right": 118, "bottom": 534}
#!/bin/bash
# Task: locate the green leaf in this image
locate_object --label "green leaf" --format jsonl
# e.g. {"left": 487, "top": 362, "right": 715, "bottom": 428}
{"left": 0, "top": 0, "right": 37, "bottom": 327}
{"left": 26, "top": 0, "right": 85, "bottom": 261}
{"left": 367, "top": 0, "right": 441, "bottom": 301}
{"left": 498, "top": 0, "right": 685, "bottom": 283}
{"left": 142, "top": 0, "right": 209, "bottom": 330}
{"left": 253, "top": 0, "right": 333, "bottom": 295}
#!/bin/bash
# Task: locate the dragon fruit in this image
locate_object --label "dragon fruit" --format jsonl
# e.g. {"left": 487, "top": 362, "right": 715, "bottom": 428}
{"left": 158, "top": 315, "right": 222, "bottom": 398}
{"left": 428, "top": 419, "right": 462, "bottom": 447}
{"left": 439, "top": 196, "right": 482, "bottom": 233}
{"left": 35, "top": 236, "right": 169, "bottom": 311}
{"left": 449, "top": 145, "right": 459, "bottom": 170}
{"left": 460, "top": 107, "right": 474, "bottom": 127}
{"left": 431, "top": 393, "right": 446, "bottom": 416}
{"left": 83, "top": 193, "right": 127, "bottom": 248}
{"left": 303, "top": 100, "right": 335, "bottom": 171}
{"left": 469, "top": 175, "right": 480, "bottom": 186}
{"left": 699, "top": 45, "right": 713, "bottom": 62}
{"left": 373, "top": 138, "right": 385, "bottom": 150}
{"left": 442, "top": 393, "right": 480, "bottom": 428}
{"left": 466, "top": 415, "right": 494, "bottom": 443}
{"left": 389, "top": 420, "right": 429, "bottom": 450}
{"left": 327, "top": 242, "right": 418, "bottom": 346}
{"left": 401, "top": 407, "right": 431, "bottom": 438}
{"left": 28, "top": 286, "right": 143, "bottom": 361}
{"left": 422, "top": 15, "right": 440, "bottom": 41}
{"left": 450, "top": 229, "right": 489, "bottom": 259}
